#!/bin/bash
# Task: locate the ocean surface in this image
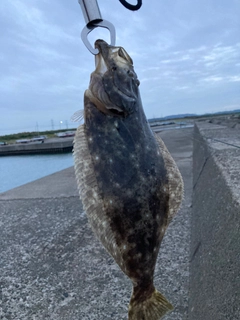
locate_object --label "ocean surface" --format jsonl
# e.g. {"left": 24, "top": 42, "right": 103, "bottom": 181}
{"left": 0, "top": 153, "right": 74, "bottom": 193}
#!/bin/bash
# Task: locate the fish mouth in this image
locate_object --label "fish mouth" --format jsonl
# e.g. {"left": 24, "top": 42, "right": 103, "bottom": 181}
{"left": 94, "top": 40, "right": 111, "bottom": 75}
{"left": 95, "top": 53, "right": 108, "bottom": 75}
{"left": 94, "top": 39, "right": 133, "bottom": 75}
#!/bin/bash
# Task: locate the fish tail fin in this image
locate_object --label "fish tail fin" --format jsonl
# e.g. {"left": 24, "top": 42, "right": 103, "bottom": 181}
{"left": 128, "top": 288, "right": 173, "bottom": 320}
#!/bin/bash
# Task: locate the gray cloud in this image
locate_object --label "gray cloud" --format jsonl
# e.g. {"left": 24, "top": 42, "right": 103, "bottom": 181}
{"left": 0, "top": 0, "right": 240, "bottom": 134}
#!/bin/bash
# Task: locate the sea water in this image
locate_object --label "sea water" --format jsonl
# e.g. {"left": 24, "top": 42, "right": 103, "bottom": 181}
{"left": 0, "top": 153, "right": 74, "bottom": 193}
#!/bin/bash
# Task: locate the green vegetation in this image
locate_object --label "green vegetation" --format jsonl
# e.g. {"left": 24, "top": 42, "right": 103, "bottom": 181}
{"left": 0, "top": 128, "right": 77, "bottom": 144}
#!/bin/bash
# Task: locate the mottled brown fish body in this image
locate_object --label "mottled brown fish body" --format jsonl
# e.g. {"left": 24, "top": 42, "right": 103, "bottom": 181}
{"left": 73, "top": 40, "right": 183, "bottom": 320}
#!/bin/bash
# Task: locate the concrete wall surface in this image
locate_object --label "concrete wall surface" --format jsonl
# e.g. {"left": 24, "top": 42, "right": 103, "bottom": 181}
{"left": 189, "top": 122, "right": 240, "bottom": 320}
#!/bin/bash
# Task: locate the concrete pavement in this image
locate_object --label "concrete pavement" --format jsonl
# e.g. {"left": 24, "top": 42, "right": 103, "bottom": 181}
{"left": 0, "top": 127, "right": 193, "bottom": 320}
{"left": 1, "top": 121, "right": 239, "bottom": 320}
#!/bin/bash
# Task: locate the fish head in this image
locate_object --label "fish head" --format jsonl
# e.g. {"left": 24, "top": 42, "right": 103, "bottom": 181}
{"left": 87, "top": 39, "right": 140, "bottom": 118}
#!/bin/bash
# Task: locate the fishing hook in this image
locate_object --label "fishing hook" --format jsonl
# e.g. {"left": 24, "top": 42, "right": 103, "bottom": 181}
{"left": 119, "top": 0, "right": 142, "bottom": 11}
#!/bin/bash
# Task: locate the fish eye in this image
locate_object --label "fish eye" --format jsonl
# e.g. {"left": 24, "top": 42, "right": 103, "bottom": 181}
{"left": 127, "top": 70, "right": 140, "bottom": 86}
{"left": 127, "top": 70, "right": 134, "bottom": 77}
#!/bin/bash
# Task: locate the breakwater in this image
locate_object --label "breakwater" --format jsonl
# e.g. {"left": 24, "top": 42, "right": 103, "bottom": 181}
{"left": 0, "top": 137, "right": 73, "bottom": 156}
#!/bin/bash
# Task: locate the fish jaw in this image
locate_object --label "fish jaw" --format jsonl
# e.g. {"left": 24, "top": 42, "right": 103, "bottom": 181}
{"left": 94, "top": 39, "right": 133, "bottom": 74}
{"left": 86, "top": 39, "right": 140, "bottom": 118}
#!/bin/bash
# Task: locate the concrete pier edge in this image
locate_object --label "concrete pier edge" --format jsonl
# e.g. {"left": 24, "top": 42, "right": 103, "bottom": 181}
{"left": 189, "top": 122, "right": 240, "bottom": 320}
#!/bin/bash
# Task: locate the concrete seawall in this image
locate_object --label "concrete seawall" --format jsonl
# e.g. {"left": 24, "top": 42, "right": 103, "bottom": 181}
{"left": 189, "top": 122, "right": 240, "bottom": 320}
{"left": 0, "top": 137, "right": 73, "bottom": 156}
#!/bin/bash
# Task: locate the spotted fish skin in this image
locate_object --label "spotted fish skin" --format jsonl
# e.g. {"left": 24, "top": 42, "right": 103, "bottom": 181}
{"left": 73, "top": 39, "right": 183, "bottom": 320}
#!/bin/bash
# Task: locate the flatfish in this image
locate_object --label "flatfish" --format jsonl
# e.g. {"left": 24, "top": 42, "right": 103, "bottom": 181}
{"left": 73, "top": 39, "right": 183, "bottom": 320}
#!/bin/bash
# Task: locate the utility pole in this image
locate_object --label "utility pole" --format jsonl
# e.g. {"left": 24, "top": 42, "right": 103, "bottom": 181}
{"left": 51, "top": 119, "right": 54, "bottom": 130}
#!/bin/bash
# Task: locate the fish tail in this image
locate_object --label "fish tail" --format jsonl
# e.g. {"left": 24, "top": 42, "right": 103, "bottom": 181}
{"left": 128, "top": 288, "right": 173, "bottom": 320}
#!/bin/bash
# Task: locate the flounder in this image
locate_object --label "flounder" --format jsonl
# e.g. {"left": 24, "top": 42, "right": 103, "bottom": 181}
{"left": 73, "top": 39, "right": 183, "bottom": 320}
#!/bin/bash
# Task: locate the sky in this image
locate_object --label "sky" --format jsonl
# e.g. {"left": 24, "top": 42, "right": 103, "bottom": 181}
{"left": 0, "top": 0, "right": 240, "bottom": 135}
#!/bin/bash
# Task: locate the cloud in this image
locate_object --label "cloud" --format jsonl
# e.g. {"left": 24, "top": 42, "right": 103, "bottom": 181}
{"left": 140, "top": 42, "right": 240, "bottom": 90}
{"left": 202, "top": 76, "right": 224, "bottom": 83}
{"left": 201, "top": 75, "right": 240, "bottom": 84}
{"left": 4, "top": 0, "right": 77, "bottom": 44}
{"left": 0, "top": 0, "right": 240, "bottom": 134}
{"left": 202, "top": 43, "right": 240, "bottom": 67}
{"left": 229, "top": 76, "right": 240, "bottom": 82}
{"left": 175, "top": 86, "right": 190, "bottom": 91}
